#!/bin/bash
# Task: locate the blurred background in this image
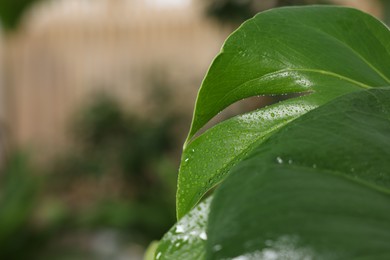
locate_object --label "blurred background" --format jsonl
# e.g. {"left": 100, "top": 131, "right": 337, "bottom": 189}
{"left": 0, "top": 0, "right": 388, "bottom": 259}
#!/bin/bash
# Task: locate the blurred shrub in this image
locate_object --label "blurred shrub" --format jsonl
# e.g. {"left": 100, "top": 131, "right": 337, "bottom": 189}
{"left": 0, "top": 0, "right": 41, "bottom": 31}
{"left": 0, "top": 153, "right": 45, "bottom": 259}
{"left": 50, "top": 93, "right": 179, "bottom": 244}
{"left": 203, "top": 0, "right": 330, "bottom": 25}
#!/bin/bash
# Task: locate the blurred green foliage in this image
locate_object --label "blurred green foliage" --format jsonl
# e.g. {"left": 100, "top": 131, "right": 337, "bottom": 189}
{"left": 381, "top": 0, "right": 390, "bottom": 25}
{"left": 50, "top": 92, "right": 179, "bottom": 243}
{"left": 204, "top": 0, "right": 390, "bottom": 27}
{"left": 0, "top": 93, "right": 180, "bottom": 259}
{"left": 0, "top": 153, "right": 46, "bottom": 259}
{"left": 0, "top": 0, "right": 41, "bottom": 31}
{"left": 204, "top": 0, "right": 330, "bottom": 25}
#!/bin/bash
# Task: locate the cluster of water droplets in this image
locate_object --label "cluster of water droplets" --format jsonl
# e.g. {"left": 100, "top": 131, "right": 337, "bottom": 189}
{"left": 182, "top": 148, "right": 196, "bottom": 165}
{"left": 238, "top": 50, "right": 249, "bottom": 58}
{"left": 275, "top": 156, "right": 294, "bottom": 165}
{"left": 238, "top": 102, "right": 314, "bottom": 126}
{"left": 155, "top": 197, "right": 211, "bottom": 259}
{"left": 221, "top": 235, "right": 316, "bottom": 260}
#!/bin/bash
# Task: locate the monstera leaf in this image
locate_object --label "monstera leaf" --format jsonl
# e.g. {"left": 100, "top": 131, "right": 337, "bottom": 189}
{"left": 177, "top": 5, "right": 390, "bottom": 219}
{"left": 155, "top": 5, "right": 390, "bottom": 260}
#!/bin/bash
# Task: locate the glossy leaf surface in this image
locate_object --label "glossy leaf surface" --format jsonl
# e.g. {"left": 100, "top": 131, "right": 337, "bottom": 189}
{"left": 177, "top": 6, "right": 390, "bottom": 218}
{"left": 187, "top": 6, "right": 390, "bottom": 140}
{"left": 207, "top": 88, "right": 390, "bottom": 259}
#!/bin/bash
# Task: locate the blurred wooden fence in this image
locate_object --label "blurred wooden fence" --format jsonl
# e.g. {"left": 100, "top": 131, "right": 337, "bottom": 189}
{"left": 1, "top": 0, "right": 383, "bottom": 160}
{"left": 3, "top": 0, "right": 228, "bottom": 158}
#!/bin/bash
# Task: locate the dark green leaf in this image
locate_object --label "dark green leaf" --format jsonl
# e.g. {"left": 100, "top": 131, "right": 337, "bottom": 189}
{"left": 207, "top": 88, "right": 390, "bottom": 259}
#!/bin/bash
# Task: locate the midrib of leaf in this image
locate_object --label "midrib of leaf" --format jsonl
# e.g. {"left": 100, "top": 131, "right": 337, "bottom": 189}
{"left": 272, "top": 163, "right": 390, "bottom": 196}
{"left": 294, "top": 69, "right": 372, "bottom": 89}
{"left": 185, "top": 68, "right": 372, "bottom": 146}
{"left": 296, "top": 21, "right": 390, "bottom": 84}
{"left": 214, "top": 68, "right": 372, "bottom": 107}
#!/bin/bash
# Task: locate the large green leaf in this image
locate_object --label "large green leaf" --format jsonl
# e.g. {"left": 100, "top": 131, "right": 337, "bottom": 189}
{"left": 177, "top": 6, "right": 390, "bottom": 218}
{"left": 207, "top": 88, "right": 390, "bottom": 259}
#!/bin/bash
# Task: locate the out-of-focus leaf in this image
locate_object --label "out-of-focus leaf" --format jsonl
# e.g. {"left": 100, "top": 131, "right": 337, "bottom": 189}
{"left": 0, "top": 0, "right": 41, "bottom": 30}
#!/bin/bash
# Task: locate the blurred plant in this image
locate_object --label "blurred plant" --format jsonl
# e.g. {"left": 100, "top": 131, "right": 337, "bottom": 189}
{"left": 0, "top": 153, "right": 45, "bottom": 259}
{"left": 203, "top": 0, "right": 390, "bottom": 26}
{"left": 202, "top": 0, "right": 330, "bottom": 25}
{"left": 0, "top": 0, "right": 42, "bottom": 31}
{"left": 50, "top": 92, "right": 178, "bottom": 243}
{"left": 381, "top": 0, "right": 390, "bottom": 24}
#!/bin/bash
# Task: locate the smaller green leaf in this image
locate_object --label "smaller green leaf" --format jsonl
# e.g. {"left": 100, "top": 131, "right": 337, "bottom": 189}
{"left": 177, "top": 96, "right": 316, "bottom": 219}
{"left": 155, "top": 197, "right": 211, "bottom": 260}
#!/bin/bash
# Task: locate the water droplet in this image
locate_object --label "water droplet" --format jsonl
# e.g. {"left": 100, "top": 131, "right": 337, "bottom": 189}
{"left": 176, "top": 225, "right": 185, "bottom": 233}
{"left": 156, "top": 252, "right": 162, "bottom": 259}
{"left": 199, "top": 231, "right": 207, "bottom": 240}
{"left": 276, "top": 157, "right": 283, "bottom": 164}
{"left": 213, "top": 244, "right": 223, "bottom": 252}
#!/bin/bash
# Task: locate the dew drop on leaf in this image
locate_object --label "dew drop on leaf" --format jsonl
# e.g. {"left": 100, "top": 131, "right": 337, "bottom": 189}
{"left": 276, "top": 157, "right": 283, "bottom": 164}
{"left": 213, "top": 244, "right": 223, "bottom": 252}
